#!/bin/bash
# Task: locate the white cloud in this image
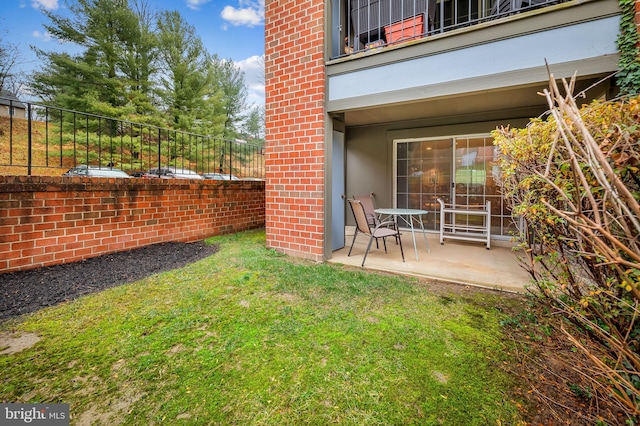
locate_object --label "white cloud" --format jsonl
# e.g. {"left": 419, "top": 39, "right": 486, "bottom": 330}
{"left": 236, "top": 54, "right": 265, "bottom": 107}
{"left": 221, "top": 0, "right": 264, "bottom": 27}
{"left": 186, "top": 0, "right": 212, "bottom": 10}
{"left": 32, "top": 30, "right": 53, "bottom": 42}
{"left": 31, "top": 0, "right": 58, "bottom": 10}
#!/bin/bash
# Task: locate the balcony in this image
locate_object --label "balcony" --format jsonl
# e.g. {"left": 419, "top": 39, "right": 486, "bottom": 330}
{"left": 332, "top": 0, "right": 571, "bottom": 58}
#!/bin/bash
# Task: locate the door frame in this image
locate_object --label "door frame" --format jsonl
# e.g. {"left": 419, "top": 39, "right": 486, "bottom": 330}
{"left": 392, "top": 133, "right": 512, "bottom": 237}
{"left": 331, "top": 130, "right": 346, "bottom": 251}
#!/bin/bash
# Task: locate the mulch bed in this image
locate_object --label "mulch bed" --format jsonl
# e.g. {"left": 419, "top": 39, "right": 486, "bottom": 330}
{"left": 0, "top": 241, "right": 219, "bottom": 321}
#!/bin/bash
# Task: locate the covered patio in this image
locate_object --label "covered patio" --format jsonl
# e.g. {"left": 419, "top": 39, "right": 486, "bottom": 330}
{"left": 330, "top": 228, "right": 531, "bottom": 293}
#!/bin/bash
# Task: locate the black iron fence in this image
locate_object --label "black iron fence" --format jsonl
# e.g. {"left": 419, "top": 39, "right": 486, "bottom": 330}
{"left": 335, "top": 0, "right": 568, "bottom": 57}
{"left": 0, "top": 97, "right": 265, "bottom": 179}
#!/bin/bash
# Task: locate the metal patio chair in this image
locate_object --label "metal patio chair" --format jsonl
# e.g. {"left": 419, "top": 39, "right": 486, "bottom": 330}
{"left": 352, "top": 194, "right": 379, "bottom": 228}
{"left": 352, "top": 193, "right": 398, "bottom": 248}
{"left": 347, "top": 198, "right": 405, "bottom": 267}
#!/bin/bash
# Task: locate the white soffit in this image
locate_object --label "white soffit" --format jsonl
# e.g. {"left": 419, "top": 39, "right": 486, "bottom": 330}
{"left": 328, "top": 16, "right": 620, "bottom": 103}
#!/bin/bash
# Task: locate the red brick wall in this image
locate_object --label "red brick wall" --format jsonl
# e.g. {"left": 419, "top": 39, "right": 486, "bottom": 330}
{"left": 264, "top": 0, "right": 326, "bottom": 261}
{"left": 0, "top": 176, "right": 265, "bottom": 274}
{"left": 636, "top": 0, "right": 640, "bottom": 42}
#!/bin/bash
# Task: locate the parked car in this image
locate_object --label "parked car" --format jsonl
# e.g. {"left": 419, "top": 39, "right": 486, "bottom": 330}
{"left": 63, "top": 165, "right": 131, "bottom": 178}
{"left": 129, "top": 171, "right": 145, "bottom": 178}
{"left": 202, "top": 173, "right": 240, "bottom": 181}
{"left": 170, "top": 167, "right": 204, "bottom": 180}
{"left": 142, "top": 167, "right": 203, "bottom": 180}
{"left": 142, "top": 167, "right": 173, "bottom": 179}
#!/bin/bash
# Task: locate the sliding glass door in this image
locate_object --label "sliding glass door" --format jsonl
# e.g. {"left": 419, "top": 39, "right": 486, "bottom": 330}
{"left": 396, "top": 138, "right": 452, "bottom": 231}
{"left": 395, "top": 135, "right": 515, "bottom": 237}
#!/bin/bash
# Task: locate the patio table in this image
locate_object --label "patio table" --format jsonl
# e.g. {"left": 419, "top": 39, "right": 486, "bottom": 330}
{"left": 374, "top": 208, "right": 430, "bottom": 261}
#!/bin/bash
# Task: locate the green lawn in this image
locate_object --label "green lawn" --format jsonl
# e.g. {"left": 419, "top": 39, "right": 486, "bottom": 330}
{"left": 0, "top": 230, "right": 526, "bottom": 425}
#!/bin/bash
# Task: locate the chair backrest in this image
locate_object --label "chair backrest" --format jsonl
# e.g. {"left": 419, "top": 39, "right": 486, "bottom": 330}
{"left": 353, "top": 194, "right": 378, "bottom": 226}
{"left": 348, "top": 199, "right": 372, "bottom": 236}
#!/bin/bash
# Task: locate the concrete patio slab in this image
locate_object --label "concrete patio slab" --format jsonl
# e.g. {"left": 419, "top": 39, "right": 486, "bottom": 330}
{"left": 329, "top": 227, "right": 531, "bottom": 293}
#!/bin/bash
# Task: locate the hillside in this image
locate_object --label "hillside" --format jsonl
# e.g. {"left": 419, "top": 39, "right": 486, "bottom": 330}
{"left": 0, "top": 117, "right": 75, "bottom": 176}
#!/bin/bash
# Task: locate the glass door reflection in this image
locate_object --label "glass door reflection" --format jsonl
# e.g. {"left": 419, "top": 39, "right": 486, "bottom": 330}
{"left": 395, "top": 136, "right": 515, "bottom": 236}
{"left": 396, "top": 138, "right": 452, "bottom": 231}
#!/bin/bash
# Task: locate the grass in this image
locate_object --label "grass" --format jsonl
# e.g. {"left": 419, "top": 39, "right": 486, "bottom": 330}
{"left": 0, "top": 230, "right": 526, "bottom": 425}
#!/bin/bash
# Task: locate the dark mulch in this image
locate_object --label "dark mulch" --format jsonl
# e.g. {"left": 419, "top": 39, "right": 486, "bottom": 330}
{"left": 0, "top": 241, "right": 219, "bottom": 321}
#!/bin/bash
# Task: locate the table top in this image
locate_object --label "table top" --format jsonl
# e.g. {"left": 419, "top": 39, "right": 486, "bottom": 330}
{"left": 375, "top": 208, "right": 428, "bottom": 215}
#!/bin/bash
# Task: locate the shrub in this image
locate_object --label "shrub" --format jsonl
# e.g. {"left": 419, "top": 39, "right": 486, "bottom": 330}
{"left": 493, "top": 76, "right": 640, "bottom": 421}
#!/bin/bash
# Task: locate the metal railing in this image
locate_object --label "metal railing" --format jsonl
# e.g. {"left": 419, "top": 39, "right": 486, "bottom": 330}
{"left": 0, "top": 97, "right": 265, "bottom": 179}
{"left": 334, "top": 0, "right": 568, "bottom": 58}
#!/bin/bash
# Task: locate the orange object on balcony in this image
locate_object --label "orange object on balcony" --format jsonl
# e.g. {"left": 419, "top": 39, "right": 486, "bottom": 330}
{"left": 384, "top": 14, "right": 424, "bottom": 44}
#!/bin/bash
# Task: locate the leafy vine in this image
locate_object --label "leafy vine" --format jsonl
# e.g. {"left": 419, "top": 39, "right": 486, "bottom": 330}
{"left": 617, "top": 0, "right": 640, "bottom": 95}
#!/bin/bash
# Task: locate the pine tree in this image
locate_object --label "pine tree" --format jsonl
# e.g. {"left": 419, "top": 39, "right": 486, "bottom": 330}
{"left": 156, "top": 10, "right": 211, "bottom": 131}
{"left": 241, "top": 105, "right": 265, "bottom": 145}
{"left": 30, "top": 0, "right": 155, "bottom": 121}
{"left": 210, "top": 58, "right": 248, "bottom": 139}
{"left": 27, "top": 0, "right": 253, "bottom": 139}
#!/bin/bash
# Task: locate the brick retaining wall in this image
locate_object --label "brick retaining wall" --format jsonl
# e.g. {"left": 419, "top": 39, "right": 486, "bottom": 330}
{"left": 0, "top": 176, "right": 265, "bottom": 274}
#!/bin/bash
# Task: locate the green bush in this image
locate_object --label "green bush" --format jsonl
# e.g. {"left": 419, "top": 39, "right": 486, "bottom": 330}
{"left": 493, "top": 82, "right": 640, "bottom": 421}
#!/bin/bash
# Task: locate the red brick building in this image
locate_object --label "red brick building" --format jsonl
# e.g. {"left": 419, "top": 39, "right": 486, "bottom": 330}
{"left": 264, "top": 0, "right": 327, "bottom": 261}
{"left": 265, "top": 0, "right": 624, "bottom": 261}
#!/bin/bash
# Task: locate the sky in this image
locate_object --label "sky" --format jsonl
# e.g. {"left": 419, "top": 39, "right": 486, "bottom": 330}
{"left": 0, "top": 0, "right": 265, "bottom": 107}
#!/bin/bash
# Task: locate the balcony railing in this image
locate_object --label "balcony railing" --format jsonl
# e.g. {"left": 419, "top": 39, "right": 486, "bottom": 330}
{"left": 0, "top": 97, "right": 265, "bottom": 179}
{"left": 333, "top": 0, "right": 568, "bottom": 58}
